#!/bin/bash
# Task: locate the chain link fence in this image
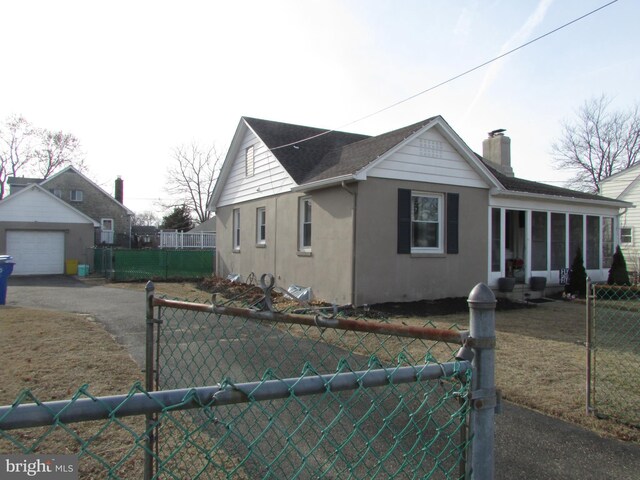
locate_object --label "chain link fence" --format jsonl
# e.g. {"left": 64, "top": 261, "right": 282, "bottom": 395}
{"left": 145, "top": 276, "right": 496, "bottom": 479}
{"left": 587, "top": 282, "right": 640, "bottom": 427}
{"left": 0, "top": 277, "right": 498, "bottom": 479}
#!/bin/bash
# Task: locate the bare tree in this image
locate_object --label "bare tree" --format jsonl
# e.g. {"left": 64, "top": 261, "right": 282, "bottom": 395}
{"left": 166, "top": 142, "right": 221, "bottom": 224}
{"left": 0, "top": 114, "right": 85, "bottom": 199}
{"left": 552, "top": 95, "right": 640, "bottom": 193}
{"left": 132, "top": 211, "right": 160, "bottom": 227}
{"left": 0, "top": 115, "right": 35, "bottom": 199}
{"left": 34, "top": 129, "right": 84, "bottom": 178}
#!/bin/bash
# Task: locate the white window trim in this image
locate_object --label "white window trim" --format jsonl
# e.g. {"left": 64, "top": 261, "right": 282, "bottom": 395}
{"left": 232, "top": 208, "right": 241, "bottom": 251}
{"left": 298, "top": 197, "right": 312, "bottom": 252}
{"left": 256, "top": 207, "right": 266, "bottom": 245}
{"left": 621, "top": 226, "right": 633, "bottom": 244}
{"left": 411, "top": 191, "right": 444, "bottom": 254}
{"left": 101, "top": 218, "right": 114, "bottom": 231}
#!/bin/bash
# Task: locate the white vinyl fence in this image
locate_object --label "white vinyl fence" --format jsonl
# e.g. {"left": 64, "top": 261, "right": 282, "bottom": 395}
{"left": 159, "top": 231, "right": 215, "bottom": 249}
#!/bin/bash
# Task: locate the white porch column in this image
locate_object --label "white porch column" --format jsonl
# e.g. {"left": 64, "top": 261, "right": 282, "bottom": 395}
{"left": 500, "top": 208, "right": 506, "bottom": 277}
{"left": 525, "top": 209, "right": 532, "bottom": 283}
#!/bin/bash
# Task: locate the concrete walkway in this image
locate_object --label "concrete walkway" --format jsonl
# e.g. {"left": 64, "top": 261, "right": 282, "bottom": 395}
{"left": 5, "top": 275, "right": 640, "bottom": 479}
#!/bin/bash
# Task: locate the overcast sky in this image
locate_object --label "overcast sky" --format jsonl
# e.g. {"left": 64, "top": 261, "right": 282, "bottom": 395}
{"left": 1, "top": 0, "right": 638, "bottom": 218}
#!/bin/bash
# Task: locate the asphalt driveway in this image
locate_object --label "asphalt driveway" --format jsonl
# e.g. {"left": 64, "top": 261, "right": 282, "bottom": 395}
{"left": 5, "top": 275, "right": 640, "bottom": 479}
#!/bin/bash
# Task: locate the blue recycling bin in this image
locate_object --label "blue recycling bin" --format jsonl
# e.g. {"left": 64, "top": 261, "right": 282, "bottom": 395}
{"left": 0, "top": 255, "right": 15, "bottom": 305}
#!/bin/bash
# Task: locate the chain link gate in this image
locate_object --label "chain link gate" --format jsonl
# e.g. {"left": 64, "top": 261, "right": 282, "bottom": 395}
{"left": 145, "top": 275, "right": 498, "bottom": 479}
{"left": 0, "top": 279, "right": 496, "bottom": 479}
{"left": 587, "top": 281, "right": 640, "bottom": 426}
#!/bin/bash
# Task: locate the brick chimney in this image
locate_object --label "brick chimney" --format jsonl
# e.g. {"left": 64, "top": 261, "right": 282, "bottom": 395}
{"left": 482, "top": 129, "right": 514, "bottom": 177}
{"left": 115, "top": 176, "right": 124, "bottom": 204}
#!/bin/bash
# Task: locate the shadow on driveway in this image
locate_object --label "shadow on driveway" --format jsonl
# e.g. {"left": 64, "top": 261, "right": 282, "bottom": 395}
{"left": 8, "top": 275, "right": 91, "bottom": 288}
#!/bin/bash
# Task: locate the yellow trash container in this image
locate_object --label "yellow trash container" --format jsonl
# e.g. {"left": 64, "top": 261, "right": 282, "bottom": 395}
{"left": 65, "top": 259, "right": 78, "bottom": 275}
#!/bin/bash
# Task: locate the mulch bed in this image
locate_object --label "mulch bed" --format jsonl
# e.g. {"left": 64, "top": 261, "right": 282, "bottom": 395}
{"left": 198, "top": 276, "right": 536, "bottom": 318}
{"left": 370, "top": 297, "right": 536, "bottom": 317}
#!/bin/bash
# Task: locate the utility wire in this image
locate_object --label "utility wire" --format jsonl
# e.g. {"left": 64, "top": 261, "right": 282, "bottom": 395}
{"left": 270, "top": 0, "right": 618, "bottom": 151}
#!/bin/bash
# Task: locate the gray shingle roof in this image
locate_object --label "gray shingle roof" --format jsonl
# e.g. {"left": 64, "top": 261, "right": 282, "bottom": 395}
{"left": 479, "top": 156, "right": 609, "bottom": 201}
{"left": 7, "top": 176, "right": 43, "bottom": 185}
{"left": 244, "top": 116, "right": 621, "bottom": 203}
{"left": 243, "top": 117, "right": 369, "bottom": 184}
{"left": 244, "top": 116, "right": 437, "bottom": 184}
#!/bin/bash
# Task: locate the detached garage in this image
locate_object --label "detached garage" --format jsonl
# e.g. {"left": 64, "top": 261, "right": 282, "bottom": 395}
{"left": 0, "top": 184, "right": 98, "bottom": 275}
{"left": 7, "top": 231, "right": 65, "bottom": 275}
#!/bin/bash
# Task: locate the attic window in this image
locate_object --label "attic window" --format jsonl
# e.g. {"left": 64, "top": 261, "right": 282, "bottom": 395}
{"left": 70, "top": 189, "right": 83, "bottom": 202}
{"left": 50, "top": 188, "right": 62, "bottom": 198}
{"left": 245, "top": 145, "right": 255, "bottom": 177}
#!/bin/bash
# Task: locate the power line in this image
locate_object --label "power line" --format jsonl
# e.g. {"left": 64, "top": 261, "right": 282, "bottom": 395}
{"left": 270, "top": 0, "right": 618, "bottom": 151}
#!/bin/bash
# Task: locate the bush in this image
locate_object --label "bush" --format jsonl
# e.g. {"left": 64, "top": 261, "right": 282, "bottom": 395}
{"left": 566, "top": 247, "right": 587, "bottom": 296}
{"left": 607, "top": 245, "right": 631, "bottom": 286}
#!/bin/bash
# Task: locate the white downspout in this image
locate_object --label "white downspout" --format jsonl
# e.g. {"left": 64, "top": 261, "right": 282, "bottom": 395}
{"left": 341, "top": 181, "right": 357, "bottom": 306}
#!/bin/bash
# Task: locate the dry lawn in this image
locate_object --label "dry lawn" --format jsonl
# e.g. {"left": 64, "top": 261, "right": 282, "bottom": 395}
{"left": 138, "top": 281, "right": 640, "bottom": 443}
{"left": 120, "top": 281, "right": 640, "bottom": 442}
{"left": 0, "top": 296, "right": 248, "bottom": 479}
{"left": 0, "top": 306, "right": 146, "bottom": 478}
{"left": 384, "top": 299, "right": 640, "bottom": 443}
{"left": 0, "top": 280, "right": 637, "bottom": 478}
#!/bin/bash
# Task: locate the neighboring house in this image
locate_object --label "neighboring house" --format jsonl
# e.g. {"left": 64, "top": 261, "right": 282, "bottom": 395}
{"left": 8, "top": 166, "right": 134, "bottom": 247}
{"left": 131, "top": 225, "right": 160, "bottom": 248}
{"left": 208, "top": 116, "right": 629, "bottom": 305}
{"left": 599, "top": 164, "right": 640, "bottom": 271}
{"left": 0, "top": 184, "right": 99, "bottom": 274}
{"left": 190, "top": 216, "right": 216, "bottom": 233}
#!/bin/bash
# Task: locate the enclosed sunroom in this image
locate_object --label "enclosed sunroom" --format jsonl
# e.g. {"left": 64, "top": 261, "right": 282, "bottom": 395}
{"left": 488, "top": 191, "right": 626, "bottom": 289}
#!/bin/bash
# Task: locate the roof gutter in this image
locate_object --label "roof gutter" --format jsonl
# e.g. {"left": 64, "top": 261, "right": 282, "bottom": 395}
{"left": 291, "top": 174, "right": 357, "bottom": 193}
{"left": 489, "top": 188, "right": 633, "bottom": 209}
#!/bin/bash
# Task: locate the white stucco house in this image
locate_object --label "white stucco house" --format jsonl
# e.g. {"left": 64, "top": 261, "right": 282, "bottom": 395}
{"left": 208, "top": 115, "right": 629, "bottom": 305}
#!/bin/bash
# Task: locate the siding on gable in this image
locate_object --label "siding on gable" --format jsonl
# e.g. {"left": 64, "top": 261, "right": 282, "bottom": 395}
{"left": 612, "top": 181, "right": 640, "bottom": 258}
{"left": 0, "top": 188, "right": 93, "bottom": 224}
{"left": 218, "top": 128, "right": 295, "bottom": 208}
{"left": 600, "top": 167, "right": 640, "bottom": 199}
{"left": 587, "top": 171, "right": 640, "bottom": 264}
{"left": 366, "top": 128, "right": 488, "bottom": 189}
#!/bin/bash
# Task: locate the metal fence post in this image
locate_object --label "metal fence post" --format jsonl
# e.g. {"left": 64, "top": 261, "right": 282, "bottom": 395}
{"left": 144, "top": 281, "right": 155, "bottom": 480}
{"left": 586, "top": 278, "right": 592, "bottom": 416}
{"left": 467, "top": 283, "right": 497, "bottom": 480}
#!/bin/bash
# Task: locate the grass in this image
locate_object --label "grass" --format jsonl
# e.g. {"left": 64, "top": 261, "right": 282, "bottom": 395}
{"left": 141, "top": 281, "right": 640, "bottom": 442}
{"left": 0, "top": 307, "right": 146, "bottom": 478}
{"left": 0, "top": 280, "right": 637, "bottom": 479}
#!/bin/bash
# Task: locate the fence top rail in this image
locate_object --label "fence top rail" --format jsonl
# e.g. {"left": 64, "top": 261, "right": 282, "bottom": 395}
{"left": 0, "top": 361, "right": 470, "bottom": 431}
{"left": 152, "top": 296, "right": 468, "bottom": 345}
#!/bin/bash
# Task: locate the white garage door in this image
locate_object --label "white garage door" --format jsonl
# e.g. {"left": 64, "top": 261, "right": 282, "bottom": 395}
{"left": 6, "top": 231, "right": 65, "bottom": 275}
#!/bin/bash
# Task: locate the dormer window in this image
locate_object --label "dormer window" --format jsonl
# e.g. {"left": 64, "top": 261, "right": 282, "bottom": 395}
{"left": 245, "top": 145, "right": 255, "bottom": 177}
{"left": 70, "top": 189, "right": 83, "bottom": 202}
